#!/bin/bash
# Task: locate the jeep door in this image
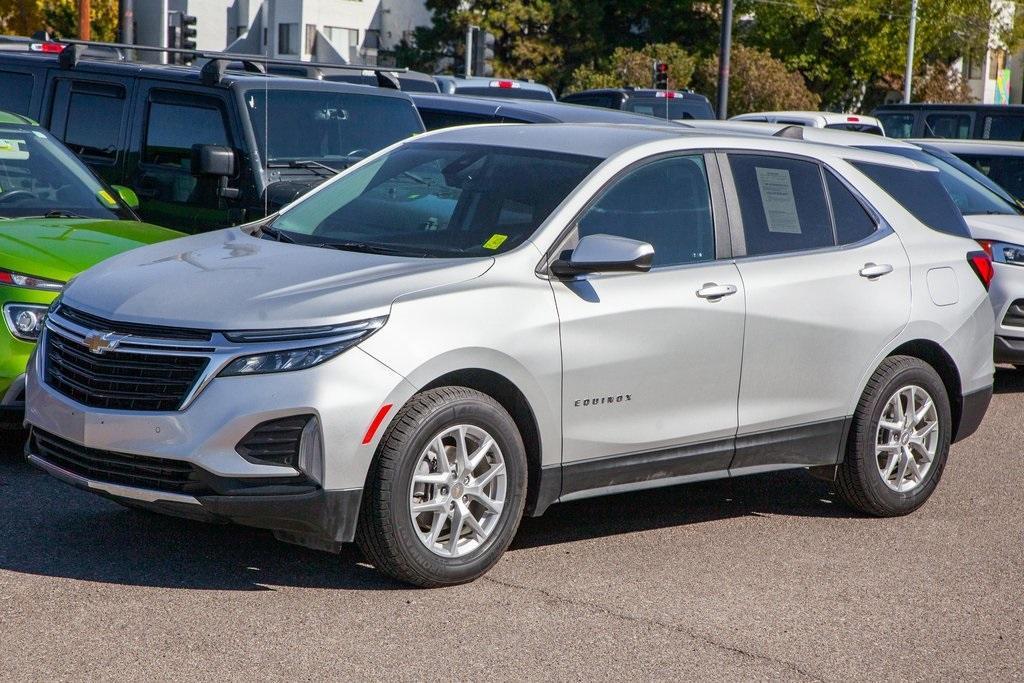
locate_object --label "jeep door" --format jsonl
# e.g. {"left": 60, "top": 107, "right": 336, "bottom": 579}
{"left": 721, "top": 152, "right": 911, "bottom": 472}
{"left": 549, "top": 153, "right": 745, "bottom": 498}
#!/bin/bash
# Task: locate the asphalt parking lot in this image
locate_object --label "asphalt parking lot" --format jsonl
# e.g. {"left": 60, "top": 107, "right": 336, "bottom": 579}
{"left": 0, "top": 371, "right": 1021, "bottom": 681}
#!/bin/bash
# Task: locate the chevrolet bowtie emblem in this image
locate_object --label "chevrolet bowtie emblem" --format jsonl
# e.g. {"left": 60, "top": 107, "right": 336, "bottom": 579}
{"left": 83, "top": 331, "right": 130, "bottom": 355}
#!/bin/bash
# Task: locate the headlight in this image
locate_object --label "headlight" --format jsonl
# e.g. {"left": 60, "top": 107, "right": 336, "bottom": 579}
{"left": 3, "top": 303, "right": 49, "bottom": 341}
{"left": 0, "top": 268, "right": 64, "bottom": 291}
{"left": 219, "top": 316, "right": 386, "bottom": 377}
{"left": 978, "top": 240, "right": 1024, "bottom": 266}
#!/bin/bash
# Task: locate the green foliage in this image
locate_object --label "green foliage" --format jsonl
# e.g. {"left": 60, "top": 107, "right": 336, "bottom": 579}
{"left": 567, "top": 43, "right": 696, "bottom": 93}
{"left": 0, "top": 0, "right": 118, "bottom": 41}
{"left": 692, "top": 45, "right": 821, "bottom": 115}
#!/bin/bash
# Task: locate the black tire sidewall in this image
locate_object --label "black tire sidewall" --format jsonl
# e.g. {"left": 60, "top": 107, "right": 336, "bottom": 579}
{"left": 854, "top": 363, "right": 951, "bottom": 514}
{"left": 386, "top": 394, "right": 526, "bottom": 585}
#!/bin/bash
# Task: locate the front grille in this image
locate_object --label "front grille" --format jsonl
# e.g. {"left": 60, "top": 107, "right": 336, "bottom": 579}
{"left": 235, "top": 415, "right": 311, "bottom": 467}
{"left": 31, "top": 428, "right": 202, "bottom": 494}
{"left": 44, "top": 331, "right": 209, "bottom": 411}
{"left": 57, "top": 305, "right": 213, "bottom": 341}
{"left": 1003, "top": 299, "right": 1024, "bottom": 328}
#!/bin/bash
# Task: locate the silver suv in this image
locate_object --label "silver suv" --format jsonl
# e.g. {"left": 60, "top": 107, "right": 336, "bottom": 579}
{"left": 25, "top": 124, "right": 995, "bottom": 586}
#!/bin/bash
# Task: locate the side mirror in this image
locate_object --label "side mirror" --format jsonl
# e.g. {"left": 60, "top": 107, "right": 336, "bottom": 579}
{"left": 550, "top": 234, "right": 654, "bottom": 277}
{"left": 191, "top": 144, "right": 236, "bottom": 177}
{"left": 111, "top": 184, "right": 139, "bottom": 209}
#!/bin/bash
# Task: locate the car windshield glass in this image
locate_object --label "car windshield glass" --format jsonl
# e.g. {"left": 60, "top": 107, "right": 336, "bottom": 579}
{"left": 246, "top": 89, "right": 423, "bottom": 169}
{"left": 864, "top": 145, "right": 1019, "bottom": 216}
{"left": 624, "top": 99, "right": 713, "bottom": 120}
{"left": 922, "top": 145, "right": 1023, "bottom": 209}
{"left": 0, "top": 127, "right": 130, "bottom": 220}
{"left": 270, "top": 142, "right": 600, "bottom": 258}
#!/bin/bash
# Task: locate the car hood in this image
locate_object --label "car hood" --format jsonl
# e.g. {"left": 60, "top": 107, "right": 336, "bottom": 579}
{"left": 0, "top": 217, "right": 181, "bottom": 283}
{"left": 964, "top": 213, "right": 1024, "bottom": 243}
{"left": 62, "top": 228, "right": 494, "bottom": 330}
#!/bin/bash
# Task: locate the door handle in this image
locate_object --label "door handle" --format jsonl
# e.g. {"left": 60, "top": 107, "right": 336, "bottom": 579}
{"left": 696, "top": 283, "right": 738, "bottom": 300}
{"left": 859, "top": 263, "right": 893, "bottom": 279}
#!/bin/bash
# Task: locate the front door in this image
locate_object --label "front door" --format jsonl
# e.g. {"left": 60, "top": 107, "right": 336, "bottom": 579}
{"left": 550, "top": 154, "right": 745, "bottom": 498}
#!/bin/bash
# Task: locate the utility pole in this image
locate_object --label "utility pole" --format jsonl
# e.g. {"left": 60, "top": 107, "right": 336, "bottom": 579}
{"left": 77, "top": 0, "right": 91, "bottom": 40}
{"left": 717, "top": 0, "right": 734, "bottom": 119}
{"left": 119, "top": 0, "right": 134, "bottom": 44}
{"left": 465, "top": 25, "right": 475, "bottom": 78}
{"left": 903, "top": 0, "right": 918, "bottom": 103}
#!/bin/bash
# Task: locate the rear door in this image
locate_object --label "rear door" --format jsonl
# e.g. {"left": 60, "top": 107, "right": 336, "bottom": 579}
{"left": 0, "top": 64, "right": 44, "bottom": 118}
{"left": 722, "top": 152, "right": 911, "bottom": 471}
{"left": 48, "top": 76, "right": 133, "bottom": 186}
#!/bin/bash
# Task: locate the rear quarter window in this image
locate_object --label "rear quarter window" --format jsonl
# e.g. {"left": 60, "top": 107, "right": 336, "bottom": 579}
{"left": 851, "top": 160, "right": 971, "bottom": 238}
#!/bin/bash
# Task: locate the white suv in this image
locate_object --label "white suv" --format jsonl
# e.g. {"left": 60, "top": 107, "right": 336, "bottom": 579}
{"left": 25, "top": 124, "right": 994, "bottom": 586}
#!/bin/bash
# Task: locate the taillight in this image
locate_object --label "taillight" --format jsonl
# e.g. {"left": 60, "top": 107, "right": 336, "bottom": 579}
{"left": 967, "top": 250, "right": 994, "bottom": 290}
{"left": 39, "top": 42, "right": 64, "bottom": 53}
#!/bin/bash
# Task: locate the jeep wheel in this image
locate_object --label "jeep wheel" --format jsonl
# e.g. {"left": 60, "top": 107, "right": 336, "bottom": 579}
{"left": 357, "top": 387, "right": 527, "bottom": 587}
{"left": 835, "top": 356, "right": 951, "bottom": 517}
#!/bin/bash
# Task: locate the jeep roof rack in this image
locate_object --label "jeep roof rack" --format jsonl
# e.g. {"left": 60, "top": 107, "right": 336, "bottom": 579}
{"left": 55, "top": 39, "right": 407, "bottom": 88}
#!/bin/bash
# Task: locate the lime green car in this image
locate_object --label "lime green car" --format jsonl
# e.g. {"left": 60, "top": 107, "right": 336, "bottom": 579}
{"left": 0, "top": 112, "right": 181, "bottom": 425}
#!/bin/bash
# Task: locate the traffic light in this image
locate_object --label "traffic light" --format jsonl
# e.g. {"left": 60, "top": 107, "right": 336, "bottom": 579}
{"left": 471, "top": 28, "right": 495, "bottom": 77}
{"left": 181, "top": 14, "right": 197, "bottom": 52}
{"left": 654, "top": 61, "right": 669, "bottom": 90}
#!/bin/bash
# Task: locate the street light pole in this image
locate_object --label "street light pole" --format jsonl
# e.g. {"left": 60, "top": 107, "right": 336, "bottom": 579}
{"left": 465, "top": 26, "right": 475, "bottom": 78}
{"left": 717, "top": 0, "right": 734, "bottom": 119}
{"left": 77, "top": 0, "right": 91, "bottom": 40}
{"left": 903, "top": 0, "right": 918, "bottom": 103}
{"left": 119, "top": 0, "right": 134, "bottom": 44}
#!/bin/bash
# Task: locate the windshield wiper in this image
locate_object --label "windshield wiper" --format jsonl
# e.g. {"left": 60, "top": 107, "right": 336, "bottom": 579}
{"left": 267, "top": 160, "right": 339, "bottom": 178}
{"left": 258, "top": 225, "right": 299, "bottom": 243}
{"left": 41, "top": 210, "right": 87, "bottom": 219}
{"left": 319, "top": 241, "right": 433, "bottom": 257}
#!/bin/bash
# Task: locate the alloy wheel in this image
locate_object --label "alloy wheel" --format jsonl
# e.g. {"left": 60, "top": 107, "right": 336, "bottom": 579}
{"left": 875, "top": 385, "right": 940, "bottom": 493}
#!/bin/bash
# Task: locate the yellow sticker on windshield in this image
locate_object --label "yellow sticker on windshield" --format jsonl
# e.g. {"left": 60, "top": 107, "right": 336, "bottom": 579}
{"left": 483, "top": 234, "right": 508, "bottom": 250}
{"left": 96, "top": 189, "right": 118, "bottom": 207}
{"left": 0, "top": 139, "right": 28, "bottom": 160}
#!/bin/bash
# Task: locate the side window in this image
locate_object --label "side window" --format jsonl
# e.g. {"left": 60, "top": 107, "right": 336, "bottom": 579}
{"left": 729, "top": 154, "right": 833, "bottom": 256}
{"left": 923, "top": 113, "right": 972, "bottom": 139}
{"left": 417, "top": 109, "right": 498, "bottom": 130}
{"left": 63, "top": 83, "right": 126, "bottom": 162}
{"left": 143, "top": 97, "right": 229, "bottom": 169}
{"left": 981, "top": 114, "right": 1024, "bottom": 141}
{"left": 826, "top": 172, "right": 877, "bottom": 245}
{"left": 851, "top": 161, "right": 971, "bottom": 238}
{"left": 876, "top": 113, "right": 915, "bottom": 138}
{"left": 577, "top": 155, "right": 714, "bottom": 268}
{"left": 0, "top": 70, "right": 34, "bottom": 116}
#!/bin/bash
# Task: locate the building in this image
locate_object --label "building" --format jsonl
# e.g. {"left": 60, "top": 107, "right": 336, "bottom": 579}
{"left": 133, "top": 0, "right": 431, "bottom": 65}
{"left": 955, "top": 0, "right": 1021, "bottom": 104}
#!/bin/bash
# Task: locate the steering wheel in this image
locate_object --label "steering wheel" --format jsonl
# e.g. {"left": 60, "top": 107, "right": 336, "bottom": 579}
{"left": 0, "top": 190, "right": 38, "bottom": 204}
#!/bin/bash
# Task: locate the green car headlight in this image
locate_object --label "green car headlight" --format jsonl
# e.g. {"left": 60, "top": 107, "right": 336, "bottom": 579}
{"left": 3, "top": 303, "right": 49, "bottom": 341}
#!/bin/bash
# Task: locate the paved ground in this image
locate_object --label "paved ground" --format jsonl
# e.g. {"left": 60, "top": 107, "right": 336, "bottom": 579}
{"left": 1, "top": 370, "right": 1022, "bottom": 681}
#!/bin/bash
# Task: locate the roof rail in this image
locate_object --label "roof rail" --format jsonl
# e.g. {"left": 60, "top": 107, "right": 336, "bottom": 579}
{"left": 55, "top": 39, "right": 407, "bottom": 87}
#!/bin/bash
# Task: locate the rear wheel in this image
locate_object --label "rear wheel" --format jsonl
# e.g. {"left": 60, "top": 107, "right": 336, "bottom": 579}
{"left": 835, "top": 356, "right": 951, "bottom": 517}
{"left": 357, "top": 387, "right": 527, "bottom": 587}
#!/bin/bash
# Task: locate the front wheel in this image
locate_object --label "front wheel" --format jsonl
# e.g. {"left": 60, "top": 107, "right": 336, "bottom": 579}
{"left": 357, "top": 387, "right": 527, "bottom": 587}
{"left": 835, "top": 356, "right": 951, "bottom": 517}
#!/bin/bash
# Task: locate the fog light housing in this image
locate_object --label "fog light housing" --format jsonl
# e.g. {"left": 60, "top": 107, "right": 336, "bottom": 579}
{"left": 297, "top": 417, "right": 324, "bottom": 485}
{"left": 3, "top": 303, "right": 49, "bottom": 341}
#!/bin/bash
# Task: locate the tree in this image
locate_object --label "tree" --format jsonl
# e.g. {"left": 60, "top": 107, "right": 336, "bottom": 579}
{"left": 693, "top": 45, "right": 821, "bottom": 115}
{"left": 878, "top": 60, "right": 975, "bottom": 103}
{"left": 566, "top": 43, "right": 696, "bottom": 92}
{"left": 0, "top": 0, "right": 118, "bottom": 41}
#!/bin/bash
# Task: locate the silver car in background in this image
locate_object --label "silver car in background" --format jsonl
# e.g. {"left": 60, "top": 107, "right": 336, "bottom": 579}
{"left": 24, "top": 124, "right": 994, "bottom": 586}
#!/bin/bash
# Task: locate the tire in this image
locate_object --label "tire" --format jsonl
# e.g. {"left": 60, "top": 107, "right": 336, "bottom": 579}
{"left": 357, "top": 386, "right": 527, "bottom": 587}
{"left": 835, "top": 355, "right": 951, "bottom": 517}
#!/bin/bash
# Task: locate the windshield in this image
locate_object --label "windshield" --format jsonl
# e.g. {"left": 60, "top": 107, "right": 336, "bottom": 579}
{"left": 864, "top": 145, "right": 1020, "bottom": 216}
{"left": 624, "top": 98, "right": 714, "bottom": 120}
{"left": 270, "top": 142, "right": 600, "bottom": 258}
{"left": 246, "top": 89, "right": 423, "bottom": 169}
{"left": 0, "top": 127, "right": 132, "bottom": 220}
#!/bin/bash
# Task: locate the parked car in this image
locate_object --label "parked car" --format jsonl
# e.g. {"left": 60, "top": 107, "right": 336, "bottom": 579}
{"left": 690, "top": 120, "right": 1024, "bottom": 369}
{"left": 411, "top": 92, "right": 688, "bottom": 129}
{"left": 434, "top": 75, "right": 556, "bottom": 101}
{"left": 0, "top": 49, "right": 425, "bottom": 233}
{"left": 24, "top": 124, "right": 993, "bottom": 586}
{"left": 250, "top": 62, "right": 441, "bottom": 93}
{"left": 730, "top": 110, "right": 885, "bottom": 135}
{"left": 559, "top": 88, "right": 715, "bottom": 120}
{"left": 0, "top": 111, "right": 180, "bottom": 426}
{"left": 873, "top": 103, "right": 1024, "bottom": 141}
{"left": 918, "top": 139, "right": 1024, "bottom": 203}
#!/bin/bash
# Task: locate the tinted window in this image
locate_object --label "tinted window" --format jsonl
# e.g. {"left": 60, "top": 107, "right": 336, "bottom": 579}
{"left": 729, "top": 155, "right": 833, "bottom": 256}
{"left": 826, "top": 172, "right": 877, "bottom": 244}
{"left": 577, "top": 155, "right": 714, "bottom": 267}
{"left": 418, "top": 108, "right": 499, "bottom": 130}
{"left": 454, "top": 86, "right": 554, "bottom": 101}
{"left": 981, "top": 114, "right": 1024, "bottom": 141}
{"left": 561, "top": 94, "right": 617, "bottom": 109}
{"left": 852, "top": 161, "right": 970, "bottom": 237}
{"left": 0, "top": 71, "right": 33, "bottom": 115}
{"left": 144, "top": 99, "right": 229, "bottom": 168}
{"left": 624, "top": 98, "right": 714, "bottom": 120}
{"left": 825, "top": 123, "right": 884, "bottom": 135}
{"left": 876, "top": 113, "right": 915, "bottom": 138}
{"left": 923, "top": 113, "right": 972, "bottom": 139}
{"left": 958, "top": 153, "right": 1024, "bottom": 200}
{"left": 246, "top": 89, "right": 423, "bottom": 167}
{"left": 64, "top": 85, "right": 125, "bottom": 161}
{"left": 272, "top": 142, "right": 599, "bottom": 258}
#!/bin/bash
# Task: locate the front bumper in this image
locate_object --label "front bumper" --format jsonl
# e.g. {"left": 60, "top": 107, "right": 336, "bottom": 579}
{"left": 994, "top": 335, "right": 1024, "bottom": 365}
{"left": 989, "top": 261, "right": 1024, "bottom": 355}
{"left": 0, "top": 373, "right": 25, "bottom": 428}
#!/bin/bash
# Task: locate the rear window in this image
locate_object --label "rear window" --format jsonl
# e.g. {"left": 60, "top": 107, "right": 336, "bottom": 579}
{"left": 825, "top": 123, "right": 884, "bottom": 135}
{"left": 454, "top": 86, "right": 553, "bottom": 101}
{"left": 417, "top": 109, "right": 500, "bottom": 131}
{"left": 851, "top": 161, "right": 970, "bottom": 238}
{"left": 876, "top": 112, "right": 915, "bottom": 138}
{"left": 624, "top": 98, "right": 714, "bottom": 120}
